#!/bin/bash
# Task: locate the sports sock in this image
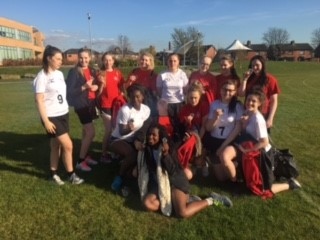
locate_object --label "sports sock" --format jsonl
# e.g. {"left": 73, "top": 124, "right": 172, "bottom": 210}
{"left": 205, "top": 197, "right": 213, "bottom": 206}
{"left": 67, "top": 171, "right": 74, "bottom": 177}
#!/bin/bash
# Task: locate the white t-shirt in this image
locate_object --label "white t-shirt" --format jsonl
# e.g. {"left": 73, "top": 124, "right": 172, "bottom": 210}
{"left": 33, "top": 69, "right": 69, "bottom": 117}
{"left": 112, "top": 103, "right": 150, "bottom": 141}
{"left": 208, "top": 100, "right": 244, "bottom": 139}
{"left": 156, "top": 68, "right": 188, "bottom": 103}
{"left": 246, "top": 111, "right": 271, "bottom": 151}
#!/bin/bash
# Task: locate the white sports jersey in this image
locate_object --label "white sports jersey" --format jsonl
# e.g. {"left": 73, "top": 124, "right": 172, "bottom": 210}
{"left": 33, "top": 69, "right": 69, "bottom": 117}
{"left": 156, "top": 69, "right": 188, "bottom": 103}
{"left": 208, "top": 100, "right": 244, "bottom": 139}
{"left": 245, "top": 111, "right": 271, "bottom": 151}
{"left": 112, "top": 103, "right": 150, "bottom": 141}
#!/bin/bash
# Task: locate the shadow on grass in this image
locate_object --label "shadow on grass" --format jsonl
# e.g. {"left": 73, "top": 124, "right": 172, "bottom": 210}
{"left": 0, "top": 130, "right": 251, "bottom": 213}
{"left": 0, "top": 131, "right": 119, "bottom": 189}
{"left": 0, "top": 131, "right": 49, "bottom": 178}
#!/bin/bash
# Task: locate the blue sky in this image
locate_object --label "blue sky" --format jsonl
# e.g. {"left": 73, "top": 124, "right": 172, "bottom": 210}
{"left": 2, "top": 0, "right": 320, "bottom": 52}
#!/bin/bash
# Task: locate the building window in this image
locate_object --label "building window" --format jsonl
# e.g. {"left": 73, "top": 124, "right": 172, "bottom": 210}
{"left": 18, "top": 30, "right": 31, "bottom": 42}
{"left": 300, "top": 51, "right": 304, "bottom": 55}
{"left": 0, "top": 46, "right": 33, "bottom": 60}
{"left": 20, "top": 48, "right": 33, "bottom": 58}
{"left": 0, "top": 26, "right": 16, "bottom": 39}
{"left": 0, "top": 45, "right": 18, "bottom": 59}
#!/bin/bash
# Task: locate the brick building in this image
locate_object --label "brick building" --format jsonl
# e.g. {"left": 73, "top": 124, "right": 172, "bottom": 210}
{"left": 0, "top": 17, "right": 45, "bottom": 65}
{"left": 245, "top": 41, "right": 268, "bottom": 60}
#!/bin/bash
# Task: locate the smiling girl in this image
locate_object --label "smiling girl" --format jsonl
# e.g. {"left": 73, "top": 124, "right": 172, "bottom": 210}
{"left": 66, "top": 48, "right": 100, "bottom": 172}
{"left": 139, "top": 123, "right": 233, "bottom": 218}
{"left": 204, "top": 79, "right": 244, "bottom": 181}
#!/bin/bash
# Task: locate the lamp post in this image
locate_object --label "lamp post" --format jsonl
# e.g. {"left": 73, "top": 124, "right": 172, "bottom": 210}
{"left": 183, "top": 39, "right": 186, "bottom": 67}
{"left": 197, "top": 32, "right": 200, "bottom": 67}
{"left": 163, "top": 49, "right": 165, "bottom": 66}
{"left": 87, "top": 13, "right": 93, "bottom": 56}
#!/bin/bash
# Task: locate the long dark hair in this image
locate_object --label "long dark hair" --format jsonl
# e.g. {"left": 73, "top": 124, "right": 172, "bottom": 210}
{"left": 146, "top": 122, "right": 169, "bottom": 148}
{"left": 145, "top": 122, "right": 173, "bottom": 171}
{"left": 42, "top": 45, "right": 62, "bottom": 74}
{"left": 247, "top": 55, "right": 268, "bottom": 87}
{"left": 221, "top": 79, "right": 240, "bottom": 113}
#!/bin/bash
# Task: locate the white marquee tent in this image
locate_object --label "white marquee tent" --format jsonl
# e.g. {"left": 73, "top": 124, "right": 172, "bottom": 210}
{"left": 225, "top": 39, "right": 251, "bottom": 51}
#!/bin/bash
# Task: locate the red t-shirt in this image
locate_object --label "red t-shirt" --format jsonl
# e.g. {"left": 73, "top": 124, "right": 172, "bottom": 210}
{"left": 83, "top": 68, "right": 96, "bottom": 100}
{"left": 126, "top": 68, "right": 157, "bottom": 92}
{"left": 99, "top": 69, "right": 124, "bottom": 108}
{"left": 179, "top": 101, "right": 209, "bottom": 132}
{"left": 189, "top": 70, "right": 217, "bottom": 104}
{"left": 215, "top": 74, "right": 240, "bottom": 99}
{"left": 245, "top": 73, "right": 280, "bottom": 115}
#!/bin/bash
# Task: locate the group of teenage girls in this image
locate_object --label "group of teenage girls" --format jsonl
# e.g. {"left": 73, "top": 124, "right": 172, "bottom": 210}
{"left": 33, "top": 45, "right": 301, "bottom": 218}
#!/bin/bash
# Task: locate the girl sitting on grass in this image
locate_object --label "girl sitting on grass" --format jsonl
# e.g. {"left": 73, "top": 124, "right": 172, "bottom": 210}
{"left": 138, "top": 123, "right": 233, "bottom": 218}
{"left": 221, "top": 89, "right": 301, "bottom": 196}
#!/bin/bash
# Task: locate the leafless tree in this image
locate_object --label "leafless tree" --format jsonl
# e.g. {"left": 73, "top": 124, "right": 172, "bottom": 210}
{"left": 171, "top": 26, "right": 204, "bottom": 64}
{"left": 262, "top": 27, "right": 290, "bottom": 46}
{"left": 139, "top": 45, "right": 157, "bottom": 56}
{"left": 171, "top": 26, "right": 203, "bottom": 49}
{"left": 311, "top": 27, "right": 320, "bottom": 48}
{"left": 118, "top": 35, "right": 132, "bottom": 58}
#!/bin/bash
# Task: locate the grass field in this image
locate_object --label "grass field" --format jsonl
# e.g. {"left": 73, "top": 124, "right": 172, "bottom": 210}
{"left": 0, "top": 62, "right": 320, "bottom": 240}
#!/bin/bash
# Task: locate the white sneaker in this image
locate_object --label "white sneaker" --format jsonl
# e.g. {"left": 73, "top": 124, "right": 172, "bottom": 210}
{"left": 52, "top": 174, "right": 65, "bottom": 185}
{"left": 69, "top": 173, "right": 84, "bottom": 185}
{"left": 76, "top": 161, "right": 92, "bottom": 172}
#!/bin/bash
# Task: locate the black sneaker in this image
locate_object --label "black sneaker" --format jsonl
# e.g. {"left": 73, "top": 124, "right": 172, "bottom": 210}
{"left": 289, "top": 178, "right": 301, "bottom": 190}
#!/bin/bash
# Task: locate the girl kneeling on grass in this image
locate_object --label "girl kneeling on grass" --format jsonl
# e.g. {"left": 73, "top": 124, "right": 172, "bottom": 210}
{"left": 33, "top": 45, "right": 83, "bottom": 185}
{"left": 138, "top": 123, "right": 233, "bottom": 218}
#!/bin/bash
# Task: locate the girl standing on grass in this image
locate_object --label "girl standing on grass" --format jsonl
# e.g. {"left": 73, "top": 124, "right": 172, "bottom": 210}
{"left": 33, "top": 45, "right": 83, "bottom": 185}
{"left": 138, "top": 123, "right": 233, "bottom": 218}
{"left": 66, "top": 48, "right": 100, "bottom": 172}
{"left": 189, "top": 56, "right": 217, "bottom": 107}
{"left": 239, "top": 55, "right": 280, "bottom": 130}
{"left": 156, "top": 53, "right": 189, "bottom": 142}
{"left": 126, "top": 52, "right": 158, "bottom": 117}
{"left": 98, "top": 53, "right": 125, "bottom": 163}
{"left": 215, "top": 55, "right": 240, "bottom": 99}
